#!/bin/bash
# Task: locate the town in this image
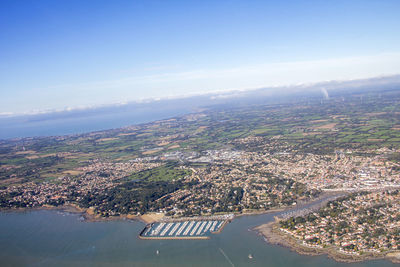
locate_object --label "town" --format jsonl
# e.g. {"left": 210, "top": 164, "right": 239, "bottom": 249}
{"left": 279, "top": 190, "right": 400, "bottom": 256}
{"left": 1, "top": 88, "right": 400, "bottom": 260}
{"left": 1, "top": 145, "right": 399, "bottom": 217}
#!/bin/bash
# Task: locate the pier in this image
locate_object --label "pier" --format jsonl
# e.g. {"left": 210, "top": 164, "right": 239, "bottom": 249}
{"left": 139, "top": 214, "right": 233, "bottom": 240}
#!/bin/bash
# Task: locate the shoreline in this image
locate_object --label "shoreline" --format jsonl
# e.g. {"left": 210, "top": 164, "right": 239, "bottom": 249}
{"left": 0, "top": 191, "right": 338, "bottom": 224}
{"left": 0, "top": 192, "right": 336, "bottom": 228}
{"left": 254, "top": 220, "right": 400, "bottom": 264}
{"left": 0, "top": 202, "right": 290, "bottom": 224}
{"left": 0, "top": 204, "right": 148, "bottom": 224}
{"left": 3, "top": 194, "right": 399, "bottom": 264}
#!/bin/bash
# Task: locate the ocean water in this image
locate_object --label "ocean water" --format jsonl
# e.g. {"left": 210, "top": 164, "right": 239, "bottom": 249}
{"left": 1, "top": 96, "right": 399, "bottom": 266}
{"left": 0, "top": 208, "right": 396, "bottom": 267}
{"left": 0, "top": 104, "right": 195, "bottom": 139}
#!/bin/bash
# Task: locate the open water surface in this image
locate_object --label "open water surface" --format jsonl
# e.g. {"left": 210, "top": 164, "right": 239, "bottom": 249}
{"left": 0, "top": 198, "right": 397, "bottom": 267}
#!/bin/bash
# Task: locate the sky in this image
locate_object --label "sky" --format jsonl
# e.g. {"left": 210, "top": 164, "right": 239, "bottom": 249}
{"left": 1, "top": 0, "right": 400, "bottom": 115}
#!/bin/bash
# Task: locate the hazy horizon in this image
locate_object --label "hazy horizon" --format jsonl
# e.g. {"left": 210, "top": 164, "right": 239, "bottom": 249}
{"left": 2, "top": 74, "right": 400, "bottom": 118}
{"left": 1, "top": 74, "right": 400, "bottom": 140}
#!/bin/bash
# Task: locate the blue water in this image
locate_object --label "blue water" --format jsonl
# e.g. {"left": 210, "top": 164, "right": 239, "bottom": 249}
{"left": 0, "top": 208, "right": 397, "bottom": 267}
{"left": 0, "top": 106, "right": 193, "bottom": 139}
{"left": 1, "top": 94, "right": 399, "bottom": 265}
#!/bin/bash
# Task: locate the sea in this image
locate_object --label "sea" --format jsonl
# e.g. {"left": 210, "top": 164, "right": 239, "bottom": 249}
{"left": 1, "top": 98, "right": 399, "bottom": 266}
{"left": 0, "top": 105, "right": 194, "bottom": 139}
{"left": 0, "top": 201, "right": 397, "bottom": 267}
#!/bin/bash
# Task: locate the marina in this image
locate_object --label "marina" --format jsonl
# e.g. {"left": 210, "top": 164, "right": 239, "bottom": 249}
{"left": 0, "top": 196, "right": 396, "bottom": 266}
{"left": 139, "top": 215, "right": 233, "bottom": 239}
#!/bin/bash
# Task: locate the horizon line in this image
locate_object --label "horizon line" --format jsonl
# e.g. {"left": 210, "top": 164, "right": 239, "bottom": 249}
{"left": 1, "top": 73, "right": 400, "bottom": 118}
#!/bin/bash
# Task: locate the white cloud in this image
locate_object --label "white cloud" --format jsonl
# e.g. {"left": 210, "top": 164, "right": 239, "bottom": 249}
{"left": 4, "top": 52, "right": 400, "bottom": 114}
{"left": 57, "top": 52, "right": 400, "bottom": 92}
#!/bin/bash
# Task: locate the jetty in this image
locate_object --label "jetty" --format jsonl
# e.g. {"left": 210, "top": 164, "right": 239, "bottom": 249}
{"left": 139, "top": 214, "right": 233, "bottom": 240}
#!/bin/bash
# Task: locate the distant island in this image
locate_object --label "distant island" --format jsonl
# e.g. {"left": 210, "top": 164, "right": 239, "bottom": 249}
{"left": 1, "top": 86, "right": 400, "bottom": 263}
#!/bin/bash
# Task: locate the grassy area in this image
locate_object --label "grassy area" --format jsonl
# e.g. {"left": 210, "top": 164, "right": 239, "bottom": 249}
{"left": 2, "top": 88, "right": 400, "bottom": 185}
{"left": 126, "top": 163, "right": 192, "bottom": 182}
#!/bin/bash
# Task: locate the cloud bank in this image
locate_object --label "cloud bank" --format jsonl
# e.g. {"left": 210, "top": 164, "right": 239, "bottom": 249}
{"left": 3, "top": 53, "right": 400, "bottom": 114}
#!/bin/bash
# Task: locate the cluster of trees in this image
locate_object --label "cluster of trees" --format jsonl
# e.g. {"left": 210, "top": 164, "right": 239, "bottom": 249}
{"left": 79, "top": 179, "right": 198, "bottom": 216}
{"left": 0, "top": 190, "right": 65, "bottom": 208}
{"left": 280, "top": 216, "right": 306, "bottom": 230}
{"left": 0, "top": 191, "right": 26, "bottom": 208}
{"left": 225, "top": 187, "right": 244, "bottom": 206}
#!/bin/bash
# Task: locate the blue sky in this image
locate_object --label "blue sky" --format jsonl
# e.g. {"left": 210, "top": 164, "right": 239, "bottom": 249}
{"left": 1, "top": 0, "right": 400, "bottom": 114}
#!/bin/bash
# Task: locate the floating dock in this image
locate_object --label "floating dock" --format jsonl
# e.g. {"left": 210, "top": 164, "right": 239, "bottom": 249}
{"left": 139, "top": 215, "right": 233, "bottom": 240}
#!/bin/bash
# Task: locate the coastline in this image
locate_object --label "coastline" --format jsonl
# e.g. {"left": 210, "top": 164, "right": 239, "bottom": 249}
{"left": 0, "top": 191, "right": 337, "bottom": 224}
{"left": 0, "top": 202, "right": 289, "bottom": 224}
{"left": 2, "top": 196, "right": 399, "bottom": 264}
{"left": 0, "top": 192, "right": 331, "bottom": 226}
{"left": 0, "top": 204, "right": 148, "bottom": 224}
{"left": 254, "top": 220, "right": 400, "bottom": 264}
